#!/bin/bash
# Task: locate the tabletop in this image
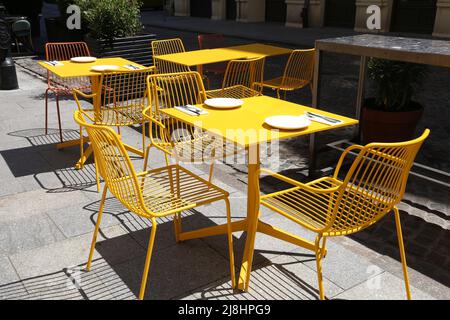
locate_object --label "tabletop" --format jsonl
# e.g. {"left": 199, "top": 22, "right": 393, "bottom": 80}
{"left": 161, "top": 95, "right": 358, "bottom": 147}
{"left": 38, "top": 57, "right": 147, "bottom": 78}
{"left": 316, "top": 34, "right": 450, "bottom": 67}
{"left": 155, "top": 43, "right": 293, "bottom": 67}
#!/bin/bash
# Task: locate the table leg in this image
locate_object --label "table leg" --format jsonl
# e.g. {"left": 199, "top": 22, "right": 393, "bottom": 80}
{"left": 237, "top": 144, "right": 260, "bottom": 291}
{"left": 197, "top": 64, "right": 203, "bottom": 78}
{"left": 354, "top": 56, "right": 367, "bottom": 142}
{"left": 309, "top": 49, "right": 322, "bottom": 177}
{"left": 74, "top": 76, "right": 101, "bottom": 168}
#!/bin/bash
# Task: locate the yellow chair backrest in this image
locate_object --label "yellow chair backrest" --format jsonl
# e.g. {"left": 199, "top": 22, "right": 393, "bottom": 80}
{"left": 327, "top": 129, "right": 430, "bottom": 236}
{"left": 145, "top": 71, "right": 207, "bottom": 145}
{"left": 151, "top": 38, "right": 190, "bottom": 73}
{"left": 282, "top": 49, "right": 315, "bottom": 87}
{"left": 222, "top": 57, "right": 265, "bottom": 92}
{"left": 147, "top": 71, "right": 206, "bottom": 113}
{"left": 81, "top": 68, "right": 154, "bottom": 124}
{"left": 73, "top": 111, "right": 147, "bottom": 216}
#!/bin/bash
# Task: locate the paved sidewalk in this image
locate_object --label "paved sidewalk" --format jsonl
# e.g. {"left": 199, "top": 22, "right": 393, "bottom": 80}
{"left": 141, "top": 10, "right": 359, "bottom": 48}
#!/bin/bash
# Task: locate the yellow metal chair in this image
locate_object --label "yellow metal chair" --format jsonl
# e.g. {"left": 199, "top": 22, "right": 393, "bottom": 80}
{"left": 74, "top": 110, "right": 236, "bottom": 300}
{"left": 260, "top": 129, "right": 430, "bottom": 300}
{"left": 143, "top": 71, "right": 237, "bottom": 182}
{"left": 73, "top": 67, "right": 155, "bottom": 156}
{"left": 73, "top": 68, "right": 155, "bottom": 191}
{"left": 206, "top": 57, "right": 265, "bottom": 99}
{"left": 257, "top": 49, "right": 315, "bottom": 100}
{"left": 45, "top": 42, "right": 92, "bottom": 143}
{"left": 151, "top": 38, "right": 191, "bottom": 74}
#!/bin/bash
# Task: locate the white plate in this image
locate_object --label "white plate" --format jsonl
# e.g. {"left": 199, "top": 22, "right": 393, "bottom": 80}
{"left": 264, "top": 115, "right": 311, "bottom": 130}
{"left": 90, "top": 65, "right": 120, "bottom": 72}
{"left": 204, "top": 98, "right": 244, "bottom": 109}
{"left": 70, "top": 56, "right": 97, "bottom": 63}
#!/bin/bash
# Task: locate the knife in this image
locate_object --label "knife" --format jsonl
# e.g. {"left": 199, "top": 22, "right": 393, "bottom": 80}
{"left": 182, "top": 105, "right": 201, "bottom": 115}
{"left": 306, "top": 111, "right": 341, "bottom": 124}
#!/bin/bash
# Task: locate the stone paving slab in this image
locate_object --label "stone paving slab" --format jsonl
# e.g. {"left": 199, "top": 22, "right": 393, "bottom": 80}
{"left": 0, "top": 255, "right": 19, "bottom": 287}
{"left": 333, "top": 272, "right": 434, "bottom": 300}
{"left": 181, "top": 255, "right": 343, "bottom": 300}
{"left": 95, "top": 238, "right": 231, "bottom": 300}
{"left": 0, "top": 213, "right": 66, "bottom": 256}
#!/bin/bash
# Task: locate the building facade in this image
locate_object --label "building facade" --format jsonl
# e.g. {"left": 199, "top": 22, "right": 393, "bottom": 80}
{"left": 173, "top": 0, "right": 450, "bottom": 38}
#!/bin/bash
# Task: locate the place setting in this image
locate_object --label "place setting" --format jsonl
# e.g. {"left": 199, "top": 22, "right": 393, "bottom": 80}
{"left": 264, "top": 111, "right": 343, "bottom": 130}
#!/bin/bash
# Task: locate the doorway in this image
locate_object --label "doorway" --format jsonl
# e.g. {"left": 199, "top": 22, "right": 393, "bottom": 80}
{"left": 391, "top": 0, "right": 437, "bottom": 34}
{"left": 190, "top": 0, "right": 212, "bottom": 18}
{"left": 324, "top": 0, "right": 356, "bottom": 28}
{"left": 265, "top": 0, "right": 287, "bottom": 23}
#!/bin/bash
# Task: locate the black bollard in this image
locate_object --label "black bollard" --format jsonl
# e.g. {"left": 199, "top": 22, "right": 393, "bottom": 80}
{"left": 0, "top": 16, "right": 19, "bottom": 90}
{"left": 0, "top": 50, "right": 19, "bottom": 90}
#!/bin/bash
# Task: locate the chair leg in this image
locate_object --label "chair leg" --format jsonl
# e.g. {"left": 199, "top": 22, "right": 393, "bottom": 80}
{"left": 225, "top": 198, "right": 236, "bottom": 288}
{"left": 79, "top": 125, "right": 85, "bottom": 170}
{"left": 208, "top": 161, "right": 215, "bottom": 183}
{"left": 44, "top": 89, "right": 50, "bottom": 135}
{"left": 143, "top": 145, "right": 152, "bottom": 171}
{"left": 394, "top": 206, "right": 412, "bottom": 300}
{"left": 139, "top": 218, "right": 158, "bottom": 300}
{"left": 55, "top": 94, "right": 63, "bottom": 143}
{"left": 173, "top": 213, "right": 182, "bottom": 242}
{"left": 276, "top": 89, "right": 281, "bottom": 99}
{"left": 315, "top": 235, "right": 326, "bottom": 300}
{"left": 94, "top": 155, "right": 100, "bottom": 193}
{"left": 86, "top": 185, "right": 108, "bottom": 271}
{"left": 142, "top": 121, "right": 146, "bottom": 156}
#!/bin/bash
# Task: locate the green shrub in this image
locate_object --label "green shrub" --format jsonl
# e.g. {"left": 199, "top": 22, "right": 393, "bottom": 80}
{"left": 75, "top": 0, "right": 143, "bottom": 41}
{"left": 367, "top": 58, "right": 428, "bottom": 112}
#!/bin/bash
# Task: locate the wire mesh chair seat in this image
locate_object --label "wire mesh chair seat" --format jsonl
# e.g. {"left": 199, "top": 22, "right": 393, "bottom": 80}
{"left": 206, "top": 57, "right": 265, "bottom": 99}
{"left": 136, "top": 165, "right": 230, "bottom": 216}
{"left": 260, "top": 129, "right": 430, "bottom": 300}
{"left": 206, "top": 85, "right": 263, "bottom": 99}
{"left": 261, "top": 177, "right": 342, "bottom": 232}
{"left": 74, "top": 110, "right": 236, "bottom": 300}
{"left": 257, "top": 49, "right": 315, "bottom": 100}
{"left": 259, "top": 76, "right": 310, "bottom": 92}
{"left": 79, "top": 104, "right": 146, "bottom": 127}
{"left": 45, "top": 42, "right": 92, "bottom": 143}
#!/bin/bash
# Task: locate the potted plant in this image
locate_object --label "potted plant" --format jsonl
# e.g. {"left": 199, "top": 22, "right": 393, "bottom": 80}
{"left": 362, "top": 58, "right": 428, "bottom": 143}
{"left": 79, "top": 0, "right": 156, "bottom": 66}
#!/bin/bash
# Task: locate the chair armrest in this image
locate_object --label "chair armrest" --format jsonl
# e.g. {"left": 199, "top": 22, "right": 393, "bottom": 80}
{"left": 260, "top": 168, "right": 340, "bottom": 194}
{"left": 142, "top": 106, "right": 166, "bottom": 129}
{"left": 73, "top": 89, "right": 97, "bottom": 99}
{"left": 333, "top": 144, "right": 364, "bottom": 178}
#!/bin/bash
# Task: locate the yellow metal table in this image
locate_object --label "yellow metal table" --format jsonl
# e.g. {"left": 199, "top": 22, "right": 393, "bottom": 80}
{"left": 155, "top": 43, "right": 292, "bottom": 76}
{"left": 161, "top": 95, "right": 358, "bottom": 291}
{"left": 38, "top": 57, "right": 147, "bottom": 168}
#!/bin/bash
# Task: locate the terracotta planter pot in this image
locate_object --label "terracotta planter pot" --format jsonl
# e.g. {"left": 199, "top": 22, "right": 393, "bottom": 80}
{"left": 362, "top": 99, "right": 424, "bottom": 144}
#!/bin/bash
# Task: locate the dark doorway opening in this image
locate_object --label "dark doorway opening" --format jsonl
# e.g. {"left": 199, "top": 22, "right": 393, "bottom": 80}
{"left": 324, "top": 0, "right": 356, "bottom": 28}
{"left": 391, "top": 0, "right": 437, "bottom": 34}
{"left": 226, "top": 0, "right": 237, "bottom": 20}
{"left": 190, "top": 0, "right": 212, "bottom": 18}
{"left": 265, "top": 0, "right": 287, "bottom": 23}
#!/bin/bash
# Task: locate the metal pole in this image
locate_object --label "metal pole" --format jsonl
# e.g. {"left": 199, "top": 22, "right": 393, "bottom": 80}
{"left": 354, "top": 55, "right": 367, "bottom": 142}
{"left": 309, "top": 48, "right": 322, "bottom": 177}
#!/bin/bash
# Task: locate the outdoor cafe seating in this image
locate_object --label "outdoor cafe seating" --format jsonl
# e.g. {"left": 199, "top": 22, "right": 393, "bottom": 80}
{"left": 37, "top": 38, "right": 430, "bottom": 300}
